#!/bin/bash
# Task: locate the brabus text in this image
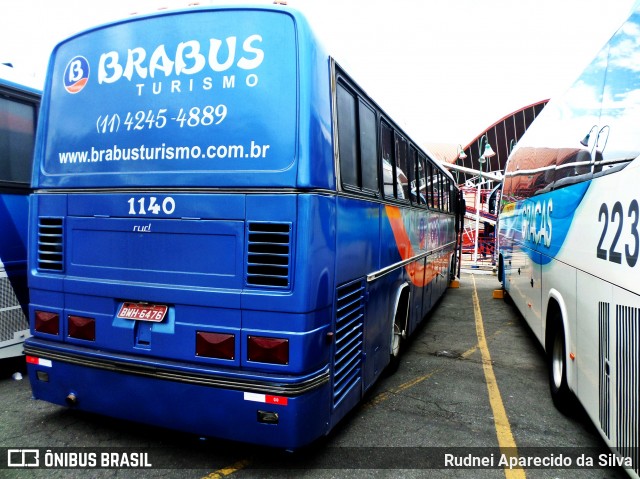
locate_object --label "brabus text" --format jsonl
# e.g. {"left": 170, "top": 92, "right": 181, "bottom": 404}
{"left": 98, "top": 36, "right": 264, "bottom": 84}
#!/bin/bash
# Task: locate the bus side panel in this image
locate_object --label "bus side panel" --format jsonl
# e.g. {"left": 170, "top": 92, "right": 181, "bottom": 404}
{"left": 421, "top": 257, "right": 433, "bottom": 322}
{"left": 575, "top": 270, "right": 612, "bottom": 431}
{"left": 0, "top": 193, "right": 28, "bottom": 271}
{"left": 576, "top": 270, "right": 640, "bottom": 469}
{"left": 504, "top": 242, "right": 534, "bottom": 334}
{"left": 0, "top": 193, "right": 29, "bottom": 307}
{"left": 542, "top": 260, "right": 577, "bottom": 380}
{"left": 334, "top": 196, "right": 381, "bottom": 392}
{"left": 363, "top": 273, "right": 394, "bottom": 390}
{"left": 334, "top": 197, "right": 379, "bottom": 286}
{"left": 295, "top": 26, "right": 333, "bottom": 190}
{"left": 407, "top": 258, "right": 426, "bottom": 335}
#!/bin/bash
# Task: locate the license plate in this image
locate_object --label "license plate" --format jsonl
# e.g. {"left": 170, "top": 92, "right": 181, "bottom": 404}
{"left": 117, "top": 303, "right": 168, "bottom": 322}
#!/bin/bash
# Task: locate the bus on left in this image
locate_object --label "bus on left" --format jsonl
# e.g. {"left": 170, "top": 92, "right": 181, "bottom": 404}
{"left": 0, "top": 64, "right": 40, "bottom": 361}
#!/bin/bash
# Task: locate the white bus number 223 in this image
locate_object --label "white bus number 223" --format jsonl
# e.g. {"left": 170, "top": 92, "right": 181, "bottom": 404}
{"left": 128, "top": 197, "right": 176, "bottom": 215}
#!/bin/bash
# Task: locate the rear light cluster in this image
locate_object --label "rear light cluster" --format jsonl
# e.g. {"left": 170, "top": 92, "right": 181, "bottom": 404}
{"left": 34, "top": 311, "right": 95, "bottom": 341}
{"left": 248, "top": 336, "right": 289, "bottom": 365}
{"left": 68, "top": 315, "right": 96, "bottom": 341}
{"left": 34, "top": 309, "right": 288, "bottom": 364}
{"left": 196, "top": 332, "right": 289, "bottom": 365}
{"left": 35, "top": 311, "right": 59, "bottom": 335}
{"left": 196, "top": 332, "right": 235, "bottom": 360}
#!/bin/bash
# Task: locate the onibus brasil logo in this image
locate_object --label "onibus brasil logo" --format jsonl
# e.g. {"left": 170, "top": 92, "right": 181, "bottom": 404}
{"left": 64, "top": 56, "right": 90, "bottom": 94}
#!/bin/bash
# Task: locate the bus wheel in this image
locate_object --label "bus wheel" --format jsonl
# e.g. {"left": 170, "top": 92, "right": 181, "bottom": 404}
{"left": 387, "top": 289, "right": 409, "bottom": 374}
{"left": 386, "top": 319, "right": 403, "bottom": 375}
{"left": 547, "top": 316, "right": 575, "bottom": 414}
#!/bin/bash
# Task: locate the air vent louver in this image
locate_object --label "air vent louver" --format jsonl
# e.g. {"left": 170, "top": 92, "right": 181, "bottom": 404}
{"left": 616, "top": 305, "right": 639, "bottom": 477}
{"left": 37, "top": 217, "right": 64, "bottom": 272}
{"left": 333, "top": 279, "right": 364, "bottom": 407}
{"left": 246, "top": 222, "right": 291, "bottom": 288}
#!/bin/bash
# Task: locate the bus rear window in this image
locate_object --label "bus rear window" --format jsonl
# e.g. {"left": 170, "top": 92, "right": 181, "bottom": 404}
{"left": 38, "top": 9, "right": 298, "bottom": 188}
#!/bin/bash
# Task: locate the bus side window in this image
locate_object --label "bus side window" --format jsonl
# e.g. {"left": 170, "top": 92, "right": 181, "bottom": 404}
{"left": 359, "top": 101, "right": 378, "bottom": 194}
{"left": 336, "top": 83, "right": 358, "bottom": 189}
{"left": 336, "top": 82, "right": 379, "bottom": 196}
{"left": 433, "top": 169, "right": 441, "bottom": 210}
{"left": 426, "top": 161, "right": 434, "bottom": 208}
{"left": 381, "top": 122, "right": 395, "bottom": 199}
{"left": 553, "top": 148, "right": 592, "bottom": 188}
{"left": 502, "top": 148, "right": 521, "bottom": 203}
{"left": 415, "top": 154, "right": 427, "bottom": 206}
{"left": 408, "top": 146, "right": 418, "bottom": 205}
{"left": 395, "top": 134, "right": 409, "bottom": 201}
{"left": 507, "top": 146, "right": 555, "bottom": 201}
{"left": 444, "top": 178, "right": 451, "bottom": 213}
{"left": 0, "top": 96, "right": 35, "bottom": 186}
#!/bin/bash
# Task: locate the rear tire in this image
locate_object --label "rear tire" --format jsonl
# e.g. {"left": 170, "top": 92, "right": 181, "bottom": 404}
{"left": 547, "top": 317, "right": 576, "bottom": 414}
{"left": 387, "top": 288, "right": 409, "bottom": 375}
{"left": 387, "top": 321, "right": 403, "bottom": 374}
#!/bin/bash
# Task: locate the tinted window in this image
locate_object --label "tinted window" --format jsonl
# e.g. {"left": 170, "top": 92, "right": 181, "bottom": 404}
{"left": 381, "top": 122, "right": 395, "bottom": 198}
{"left": 0, "top": 96, "right": 35, "bottom": 185}
{"left": 415, "top": 154, "right": 427, "bottom": 205}
{"left": 359, "top": 102, "right": 378, "bottom": 193}
{"left": 426, "top": 162, "right": 434, "bottom": 208}
{"left": 433, "top": 169, "right": 441, "bottom": 210}
{"left": 408, "top": 147, "right": 418, "bottom": 204}
{"left": 442, "top": 178, "right": 450, "bottom": 212}
{"left": 395, "top": 134, "right": 409, "bottom": 200}
{"left": 337, "top": 84, "right": 357, "bottom": 188}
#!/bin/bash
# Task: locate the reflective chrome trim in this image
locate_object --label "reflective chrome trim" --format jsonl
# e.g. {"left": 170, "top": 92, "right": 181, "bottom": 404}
{"left": 367, "top": 241, "right": 456, "bottom": 283}
{"left": 24, "top": 343, "right": 329, "bottom": 396}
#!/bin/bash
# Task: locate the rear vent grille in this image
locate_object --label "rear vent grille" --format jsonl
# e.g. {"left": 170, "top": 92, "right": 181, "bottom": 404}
{"left": 616, "top": 305, "right": 639, "bottom": 476}
{"left": 37, "top": 217, "right": 64, "bottom": 272}
{"left": 246, "top": 222, "right": 291, "bottom": 288}
{"left": 599, "top": 301, "right": 610, "bottom": 439}
{"left": 333, "top": 279, "right": 364, "bottom": 407}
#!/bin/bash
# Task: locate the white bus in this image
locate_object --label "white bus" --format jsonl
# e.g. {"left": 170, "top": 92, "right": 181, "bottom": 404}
{"left": 497, "top": 8, "right": 639, "bottom": 478}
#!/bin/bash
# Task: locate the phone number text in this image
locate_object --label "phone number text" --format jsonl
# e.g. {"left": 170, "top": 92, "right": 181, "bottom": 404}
{"left": 96, "top": 105, "right": 227, "bottom": 134}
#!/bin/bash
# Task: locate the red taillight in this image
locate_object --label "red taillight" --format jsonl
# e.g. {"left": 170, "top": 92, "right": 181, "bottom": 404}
{"left": 68, "top": 315, "right": 95, "bottom": 341}
{"left": 34, "top": 311, "right": 59, "bottom": 335}
{"left": 247, "top": 336, "right": 289, "bottom": 365}
{"left": 196, "top": 332, "right": 235, "bottom": 360}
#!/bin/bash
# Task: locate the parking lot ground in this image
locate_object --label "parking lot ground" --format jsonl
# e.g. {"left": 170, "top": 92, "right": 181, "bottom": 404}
{"left": 0, "top": 273, "right": 629, "bottom": 479}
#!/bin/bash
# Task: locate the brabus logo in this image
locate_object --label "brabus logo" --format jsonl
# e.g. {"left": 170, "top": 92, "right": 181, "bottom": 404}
{"left": 64, "top": 56, "right": 90, "bottom": 94}
{"left": 97, "top": 35, "right": 264, "bottom": 85}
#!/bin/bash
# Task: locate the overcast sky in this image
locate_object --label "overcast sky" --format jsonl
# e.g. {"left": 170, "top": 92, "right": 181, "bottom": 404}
{"left": 0, "top": 0, "right": 637, "bottom": 146}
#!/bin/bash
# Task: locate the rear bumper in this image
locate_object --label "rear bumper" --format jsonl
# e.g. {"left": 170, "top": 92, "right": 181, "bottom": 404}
{"left": 25, "top": 338, "right": 332, "bottom": 449}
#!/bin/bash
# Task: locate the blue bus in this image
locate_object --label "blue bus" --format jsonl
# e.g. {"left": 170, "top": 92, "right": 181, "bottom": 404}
{"left": 24, "top": 4, "right": 462, "bottom": 448}
{"left": 497, "top": 7, "right": 639, "bottom": 478}
{"left": 0, "top": 67, "right": 39, "bottom": 361}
